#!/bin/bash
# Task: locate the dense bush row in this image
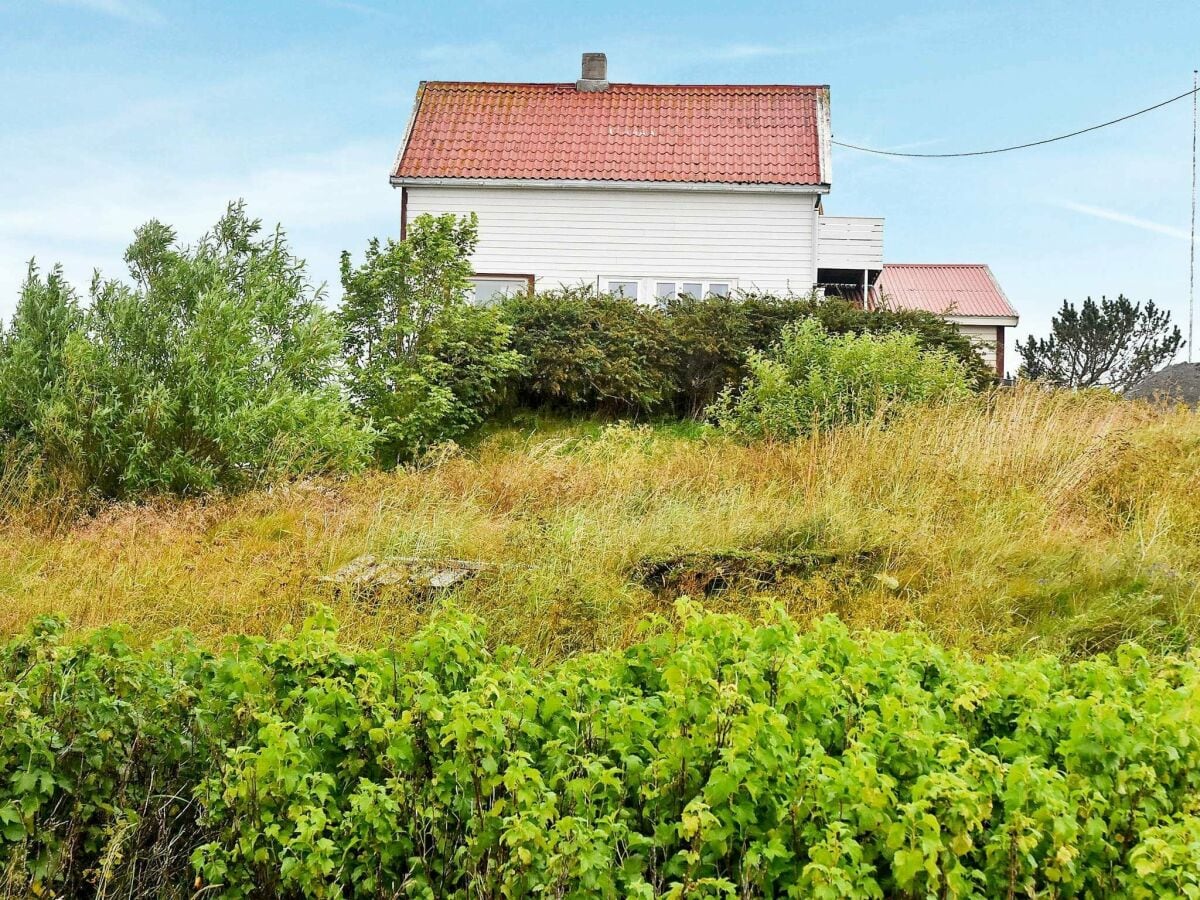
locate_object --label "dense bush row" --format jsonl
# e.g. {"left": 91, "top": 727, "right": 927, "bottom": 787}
{"left": 2, "top": 608, "right": 1198, "bottom": 897}
{"left": 0, "top": 206, "right": 989, "bottom": 499}
{"left": 501, "top": 287, "right": 987, "bottom": 418}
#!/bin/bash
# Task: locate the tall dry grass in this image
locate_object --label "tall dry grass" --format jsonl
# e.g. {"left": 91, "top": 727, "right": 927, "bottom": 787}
{"left": 2, "top": 386, "right": 1197, "bottom": 659}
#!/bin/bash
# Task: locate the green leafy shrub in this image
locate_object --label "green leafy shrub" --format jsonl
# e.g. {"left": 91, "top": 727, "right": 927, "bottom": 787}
{"left": 0, "top": 204, "right": 370, "bottom": 498}
{"left": 811, "top": 295, "right": 993, "bottom": 387}
{"left": 660, "top": 293, "right": 807, "bottom": 417}
{"left": 3, "top": 608, "right": 1200, "bottom": 897}
{"left": 712, "top": 319, "right": 973, "bottom": 439}
{"left": 500, "top": 287, "right": 674, "bottom": 415}
{"left": 501, "top": 291, "right": 988, "bottom": 420}
{"left": 339, "top": 214, "right": 522, "bottom": 464}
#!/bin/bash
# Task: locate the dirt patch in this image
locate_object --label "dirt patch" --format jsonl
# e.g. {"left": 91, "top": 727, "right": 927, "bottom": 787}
{"left": 632, "top": 549, "right": 877, "bottom": 599}
{"left": 1125, "top": 362, "right": 1200, "bottom": 407}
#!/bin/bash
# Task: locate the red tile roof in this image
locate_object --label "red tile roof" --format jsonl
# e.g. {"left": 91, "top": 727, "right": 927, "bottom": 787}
{"left": 392, "top": 82, "right": 829, "bottom": 186}
{"left": 876, "top": 264, "right": 1017, "bottom": 319}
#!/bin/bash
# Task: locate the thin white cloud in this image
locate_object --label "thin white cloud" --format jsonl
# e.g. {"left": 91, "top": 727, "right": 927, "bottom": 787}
{"left": 44, "top": 0, "right": 163, "bottom": 24}
{"left": 1054, "top": 200, "right": 1190, "bottom": 241}
{"left": 314, "top": 0, "right": 400, "bottom": 20}
{"left": 0, "top": 140, "right": 400, "bottom": 316}
{"left": 706, "top": 43, "right": 791, "bottom": 61}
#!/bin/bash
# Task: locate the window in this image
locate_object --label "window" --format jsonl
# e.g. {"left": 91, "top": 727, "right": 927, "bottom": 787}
{"left": 470, "top": 275, "right": 531, "bottom": 306}
{"left": 605, "top": 280, "right": 640, "bottom": 300}
{"left": 602, "top": 278, "right": 737, "bottom": 304}
{"left": 647, "top": 279, "right": 737, "bottom": 303}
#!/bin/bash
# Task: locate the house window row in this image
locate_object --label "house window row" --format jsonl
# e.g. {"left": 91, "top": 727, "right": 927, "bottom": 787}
{"left": 467, "top": 275, "right": 737, "bottom": 306}
{"left": 603, "top": 277, "right": 735, "bottom": 304}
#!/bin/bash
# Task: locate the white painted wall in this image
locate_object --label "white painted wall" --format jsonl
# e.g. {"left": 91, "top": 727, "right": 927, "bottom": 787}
{"left": 817, "top": 216, "right": 884, "bottom": 270}
{"left": 404, "top": 185, "right": 820, "bottom": 297}
{"left": 956, "top": 323, "right": 1001, "bottom": 372}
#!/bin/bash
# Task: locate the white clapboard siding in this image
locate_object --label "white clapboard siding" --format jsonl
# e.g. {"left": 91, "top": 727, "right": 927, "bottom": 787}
{"left": 956, "top": 324, "right": 999, "bottom": 370}
{"left": 404, "top": 185, "right": 820, "bottom": 295}
{"left": 817, "top": 216, "right": 884, "bottom": 270}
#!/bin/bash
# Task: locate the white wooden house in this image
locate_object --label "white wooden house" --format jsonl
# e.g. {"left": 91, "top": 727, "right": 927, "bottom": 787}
{"left": 390, "top": 53, "right": 1018, "bottom": 374}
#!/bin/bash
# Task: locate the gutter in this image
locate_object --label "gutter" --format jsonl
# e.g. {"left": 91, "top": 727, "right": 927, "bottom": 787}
{"left": 389, "top": 175, "right": 830, "bottom": 195}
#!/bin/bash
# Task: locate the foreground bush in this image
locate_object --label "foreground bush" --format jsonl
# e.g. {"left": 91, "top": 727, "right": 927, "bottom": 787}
{"left": 3, "top": 608, "right": 1199, "bottom": 897}
{"left": 0, "top": 205, "right": 370, "bottom": 499}
{"left": 713, "top": 319, "right": 973, "bottom": 439}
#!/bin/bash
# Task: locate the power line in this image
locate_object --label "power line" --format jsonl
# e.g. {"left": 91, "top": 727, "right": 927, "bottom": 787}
{"left": 832, "top": 85, "right": 1200, "bottom": 158}
{"left": 1190, "top": 71, "right": 1196, "bottom": 363}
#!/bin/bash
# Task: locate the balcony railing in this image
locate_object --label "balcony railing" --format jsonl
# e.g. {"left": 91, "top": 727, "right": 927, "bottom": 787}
{"left": 817, "top": 216, "right": 884, "bottom": 271}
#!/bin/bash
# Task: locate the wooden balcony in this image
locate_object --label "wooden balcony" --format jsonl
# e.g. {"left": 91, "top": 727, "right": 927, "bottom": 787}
{"left": 817, "top": 216, "right": 884, "bottom": 272}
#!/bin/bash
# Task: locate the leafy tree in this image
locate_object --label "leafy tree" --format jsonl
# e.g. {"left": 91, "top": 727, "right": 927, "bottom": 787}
{"left": 0, "top": 203, "right": 370, "bottom": 498}
{"left": 339, "top": 214, "right": 522, "bottom": 465}
{"left": 1017, "top": 295, "right": 1183, "bottom": 391}
{"left": 0, "top": 263, "right": 83, "bottom": 439}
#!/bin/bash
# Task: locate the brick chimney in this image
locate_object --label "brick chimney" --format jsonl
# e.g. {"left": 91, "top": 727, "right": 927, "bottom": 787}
{"left": 576, "top": 52, "right": 609, "bottom": 92}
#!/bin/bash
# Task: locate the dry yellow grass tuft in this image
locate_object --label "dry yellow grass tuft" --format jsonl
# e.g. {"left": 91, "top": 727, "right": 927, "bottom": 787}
{"left": 2, "top": 386, "right": 1198, "bottom": 659}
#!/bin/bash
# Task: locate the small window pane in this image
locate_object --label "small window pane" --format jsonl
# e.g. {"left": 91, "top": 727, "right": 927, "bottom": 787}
{"left": 608, "top": 280, "right": 639, "bottom": 299}
{"left": 471, "top": 278, "right": 527, "bottom": 305}
{"left": 681, "top": 282, "right": 703, "bottom": 298}
{"left": 655, "top": 282, "right": 676, "bottom": 301}
{"left": 707, "top": 282, "right": 730, "bottom": 298}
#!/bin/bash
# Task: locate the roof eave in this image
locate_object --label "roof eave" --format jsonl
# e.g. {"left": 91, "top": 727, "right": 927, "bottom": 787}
{"left": 390, "top": 81, "right": 427, "bottom": 184}
{"left": 389, "top": 175, "right": 830, "bottom": 194}
{"left": 944, "top": 314, "right": 1020, "bottom": 327}
{"left": 817, "top": 86, "right": 832, "bottom": 187}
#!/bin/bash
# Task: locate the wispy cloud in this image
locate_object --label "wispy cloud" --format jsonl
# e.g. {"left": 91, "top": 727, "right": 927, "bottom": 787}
{"left": 0, "top": 140, "right": 399, "bottom": 314}
{"left": 1054, "top": 200, "right": 1190, "bottom": 241}
{"left": 705, "top": 43, "right": 792, "bottom": 61}
{"left": 44, "top": 0, "right": 163, "bottom": 24}
{"left": 314, "top": 0, "right": 400, "bottom": 20}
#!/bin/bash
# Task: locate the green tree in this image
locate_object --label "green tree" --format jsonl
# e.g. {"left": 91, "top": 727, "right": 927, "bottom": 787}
{"left": 339, "top": 214, "right": 522, "bottom": 465}
{"left": 0, "top": 203, "right": 370, "bottom": 498}
{"left": 1017, "top": 295, "right": 1183, "bottom": 391}
{"left": 0, "top": 263, "right": 83, "bottom": 439}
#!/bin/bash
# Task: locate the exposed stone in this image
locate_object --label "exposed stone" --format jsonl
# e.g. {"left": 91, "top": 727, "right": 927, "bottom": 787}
{"left": 320, "top": 555, "right": 488, "bottom": 605}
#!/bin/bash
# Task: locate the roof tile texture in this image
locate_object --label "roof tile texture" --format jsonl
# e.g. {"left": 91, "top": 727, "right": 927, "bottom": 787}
{"left": 394, "top": 82, "right": 827, "bottom": 185}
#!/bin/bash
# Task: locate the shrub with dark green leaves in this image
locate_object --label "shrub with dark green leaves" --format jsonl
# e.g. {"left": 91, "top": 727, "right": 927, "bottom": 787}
{"left": 3, "top": 608, "right": 1200, "bottom": 897}
{"left": 500, "top": 287, "right": 674, "bottom": 415}
{"left": 712, "top": 319, "right": 973, "bottom": 439}
{"left": 500, "top": 291, "right": 989, "bottom": 420}
{"left": 0, "top": 204, "right": 370, "bottom": 498}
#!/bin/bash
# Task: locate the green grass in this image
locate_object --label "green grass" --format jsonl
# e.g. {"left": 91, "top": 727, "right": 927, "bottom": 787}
{"left": 1, "top": 387, "right": 1198, "bottom": 660}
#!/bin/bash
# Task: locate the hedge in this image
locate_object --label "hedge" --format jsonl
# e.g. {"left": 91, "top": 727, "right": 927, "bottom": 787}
{"left": 4, "top": 609, "right": 1198, "bottom": 897}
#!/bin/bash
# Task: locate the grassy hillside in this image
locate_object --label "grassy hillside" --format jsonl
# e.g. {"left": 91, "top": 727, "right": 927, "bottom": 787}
{"left": 2, "top": 386, "right": 1198, "bottom": 659}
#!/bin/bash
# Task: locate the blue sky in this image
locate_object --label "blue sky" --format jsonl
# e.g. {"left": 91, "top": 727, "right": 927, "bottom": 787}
{"left": 1, "top": 0, "right": 1198, "bottom": 358}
